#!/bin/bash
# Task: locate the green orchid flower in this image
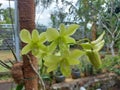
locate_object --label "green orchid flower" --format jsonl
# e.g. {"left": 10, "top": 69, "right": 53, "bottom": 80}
{"left": 80, "top": 32, "right": 105, "bottom": 68}
{"left": 44, "top": 49, "right": 84, "bottom": 76}
{"left": 80, "top": 31, "right": 105, "bottom": 52}
{"left": 45, "top": 24, "right": 79, "bottom": 52}
{"left": 20, "top": 29, "right": 47, "bottom": 56}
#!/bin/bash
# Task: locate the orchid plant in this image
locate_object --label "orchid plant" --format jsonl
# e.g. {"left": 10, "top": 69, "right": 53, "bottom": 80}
{"left": 20, "top": 23, "right": 105, "bottom": 76}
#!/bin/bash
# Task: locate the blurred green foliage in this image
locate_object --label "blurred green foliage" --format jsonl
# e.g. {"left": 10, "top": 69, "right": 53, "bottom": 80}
{"left": 100, "top": 55, "right": 120, "bottom": 75}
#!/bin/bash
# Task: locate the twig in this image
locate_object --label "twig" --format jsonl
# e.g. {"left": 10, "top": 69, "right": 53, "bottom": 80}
{"left": 0, "top": 60, "right": 11, "bottom": 69}
{"left": 115, "top": 30, "right": 120, "bottom": 41}
{"left": 5, "top": 40, "right": 18, "bottom": 62}
{"left": 8, "top": 59, "right": 14, "bottom": 65}
{"left": 101, "top": 22, "right": 112, "bottom": 36}
{"left": 0, "top": 62, "right": 9, "bottom": 69}
{"left": 113, "top": 14, "right": 119, "bottom": 35}
{"left": 26, "top": 55, "right": 46, "bottom": 90}
{"left": 77, "top": 38, "right": 90, "bottom": 44}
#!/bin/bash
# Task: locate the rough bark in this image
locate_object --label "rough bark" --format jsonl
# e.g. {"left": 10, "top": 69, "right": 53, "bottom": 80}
{"left": 91, "top": 22, "right": 97, "bottom": 41}
{"left": 18, "top": 0, "right": 38, "bottom": 90}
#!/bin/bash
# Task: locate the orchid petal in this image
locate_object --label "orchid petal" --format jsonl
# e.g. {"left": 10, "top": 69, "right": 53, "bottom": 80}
{"left": 39, "top": 32, "right": 46, "bottom": 43}
{"left": 46, "top": 28, "right": 59, "bottom": 41}
{"left": 65, "top": 24, "right": 79, "bottom": 36}
{"left": 21, "top": 44, "right": 31, "bottom": 55}
{"left": 67, "top": 59, "right": 80, "bottom": 65}
{"left": 20, "top": 29, "right": 31, "bottom": 43}
{"left": 59, "top": 23, "right": 66, "bottom": 36}
{"left": 32, "top": 29, "right": 39, "bottom": 42}
{"left": 60, "top": 60, "right": 71, "bottom": 76}
{"left": 65, "top": 37, "right": 76, "bottom": 44}
{"left": 70, "top": 49, "right": 85, "bottom": 59}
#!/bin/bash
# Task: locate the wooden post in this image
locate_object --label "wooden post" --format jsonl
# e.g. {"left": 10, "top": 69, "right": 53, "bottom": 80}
{"left": 18, "top": 0, "right": 38, "bottom": 90}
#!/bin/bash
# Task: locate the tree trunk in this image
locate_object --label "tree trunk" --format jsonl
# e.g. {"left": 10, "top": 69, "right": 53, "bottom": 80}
{"left": 91, "top": 22, "right": 97, "bottom": 41}
{"left": 18, "top": 0, "right": 38, "bottom": 90}
{"left": 110, "top": 40, "right": 115, "bottom": 56}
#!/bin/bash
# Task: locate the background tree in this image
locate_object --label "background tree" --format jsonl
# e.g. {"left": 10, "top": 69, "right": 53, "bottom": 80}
{"left": 0, "top": 5, "right": 14, "bottom": 24}
{"left": 35, "top": 0, "right": 66, "bottom": 7}
{"left": 65, "top": 0, "right": 105, "bottom": 39}
{"left": 3, "top": 7, "right": 14, "bottom": 24}
{"left": 35, "top": 0, "right": 54, "bottom": 8}
{"left": 0, "top": 4, "right": 4, "bottom": 24}
{"left": 50, "top": 6, "right": 67, "bottom": 28}
{"left": 99, "top": 0, "right": 120, "bottom": 56}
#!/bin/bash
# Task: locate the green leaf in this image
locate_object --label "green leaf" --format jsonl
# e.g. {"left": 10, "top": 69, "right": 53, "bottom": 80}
{"left": 21, "top": 44, "right": 31, "bottom": 55}
{"left": 41, "top": 74, "right": 50, "bottom": 80}
{"left": 46, "top": 28, "right": 59, "bottom": 41}
{"left": 20, "top": 29, "right": 31, "bottom": 43}
{"left": 16, "top": 84, "right": 24, "bottom": 90}
{"left": 32, "top": 29, "right": 39, "bottom": 42}
{"left": 59, "top": 23, "right": 66, "bottom": 36}
{"left": 65, "top": 36, "right": 76, "bottom": 44}
{"left": 65, "top": 24, "right": 79, "bottom": 36}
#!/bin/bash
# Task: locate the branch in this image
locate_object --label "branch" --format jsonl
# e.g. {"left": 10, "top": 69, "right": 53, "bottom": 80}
{"left": 65, "top": 0, "right": 78, "bottom": 11}
{"left": 5, "top": 40, "right": 18, "bottom": 62}
{"left": 8, "top": 59, "right": 14, "bottom": 65}
{"left": 115, "top": 30, "right": 120, "bottom": 41}
{"left": 0, "top": 60, "right": 11, "bottom": 69}
{"left": 77, "top": 38, "right": 90, "bottom": 44}
{"left": 113, "top": 14, "right": 119, "bottom": 35}
{"left": 0, "top": 62, "right": 9, "bottom": 69}
{"left": 113, "top": 24, "right": 119, "bottom": 35}
{"left": 101, "top": 22, "right": 113, "bottom": 36}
